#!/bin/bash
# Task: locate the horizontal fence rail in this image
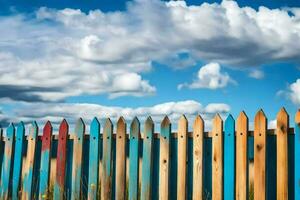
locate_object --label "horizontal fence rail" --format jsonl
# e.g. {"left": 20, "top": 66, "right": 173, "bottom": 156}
{"left": 0, "top": 108, "right": 298, "bottom": 200}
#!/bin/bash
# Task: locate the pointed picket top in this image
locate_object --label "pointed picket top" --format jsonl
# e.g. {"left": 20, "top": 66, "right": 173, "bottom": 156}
{"left": 43, "top": 121, "right": 52, "bottom": 134}
{"left": 16, "top": 121, "right": 25, "bottom": 139}
{"left": 130, "top": 117, "right": 140, "bottom": 138}
{"left": 90, "top": 117, "right": 100, "bottom": 137}
{"left": 117, "top": 116, "right": 126, "bottom": 127}
{"left": 103, "top": 118, "right": 113, "bottom": 139}
{"left": 6, "top": 123, "right": 15, "bottom": 138}
{"left": 178, "top": 114, "right": 188, "bottom": 128}
{"left": 28, "top": 121, "right": 38, "bottom": 139}
{"left": 296, "top": 109, "right": 300, "bottom": 125}
{"left": 213, "top": 113, "right": 222, "bottom": 122}
{"left": 237, "top": 111, "right": 248, "bottom": 122}
{"left": 277, "top": 107, "right": 289, "bottom": 130}
{"left": 225, "top": 114, "right": 234, "bottom": 124}
{"left": 144, "top": 116, "right": 154, "bottom": 138}
{"left": 59, "top": 119, "right": 69, "bottom": 137}
{"left": 75, "top": 118, "right": 85, "bottom": 138}
{"left": 193, "top": 115, "right": 204, "bottom": 132}
{"left": 255, "top": 109, "right": 266, "bottom": 120}
{"left": 161, "top": 116, "right": 171, "bottom": 127}
{"left": 117, "top": 116, "right": 126, "bottom": 137}
{"left": 104, "top": 118, "right": 113, "bottom": 129}
{"left": 254, "top": 109, "right": 267, "bottom": 136}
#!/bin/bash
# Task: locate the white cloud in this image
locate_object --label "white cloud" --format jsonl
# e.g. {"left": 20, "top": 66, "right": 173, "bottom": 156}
{"left": 178, "top": 62, "right": 235, "bottom": 89}
{"left": 280, "top": 79, "right": 300, "bottom": 105}
{"left": 249, "top": 69, "right": 264, "bottom": 79}
{"left": 1, "top": 0, "right": 300, "bottom": 102}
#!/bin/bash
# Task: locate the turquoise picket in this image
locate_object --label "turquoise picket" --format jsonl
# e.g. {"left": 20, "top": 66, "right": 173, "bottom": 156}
{"left": 87, "top": 117, "right": 100, "bottom": 200}
{"left": 0, "top": 123, "right": 15, "bottom": 199}
{"left": 22, "top": 121, "right": 38, "bottom": 200}
{"left": 141, "top": 117, "right": 154, "bottom": 200}
{"left": 129, "top": 117, "right": 140, "bottom": 200}
{"left": 295, "top": 110, "right": 300, "bottom": 199}
{"left": 101, "top": 118, "right": 113, "bottom": 200}
{"left": 224, "top": 114, "right": 235, "bottom": 200}
{"left": 38, "top": 121, "right": 53, "bottom": 199}
{"left": 71, "top": 118, "right": 85, "bottom": 200}
{"left": 12, "top": 122, "right": 25, "bottom": 199}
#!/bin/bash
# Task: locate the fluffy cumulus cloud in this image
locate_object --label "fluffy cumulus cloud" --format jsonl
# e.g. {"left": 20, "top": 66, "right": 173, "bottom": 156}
{"left": 178, "top": 62, "right": 235, "bottom": 89}
{"left": 249, "top": 69, "right": 264, "bottom": 79}
{"left": 281, "top": 79, "right": 300, "bottom": 105}
{"left": 1, "top": 0, "right": 300, "bottom": 102}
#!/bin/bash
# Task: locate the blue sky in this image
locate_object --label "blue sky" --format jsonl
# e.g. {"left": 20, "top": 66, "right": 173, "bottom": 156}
{"left": 0, "top": 0, "right": 299, "bottom": 130}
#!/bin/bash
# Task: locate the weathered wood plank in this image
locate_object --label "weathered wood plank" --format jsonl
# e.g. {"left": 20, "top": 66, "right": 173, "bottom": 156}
{"left": 115, "top": 117, "right": 126, "bottom": 200}
{"left": 38, "top": 121, "right": 53, "bottom": 199}
{"left": 141, "top": 117, "right": 154, "bottom": 200}
{"left": 192, "top": 115, "right": 204, "bottom": 200}
{"left": 101, "top": 118, "right": 113, "bottom": 200}
{"left": 212, "top": 114, "right": 223, "bottom": 200}
{"left": 236, "top": 112, "right": 248, "bottom": 200}
{"left": 159, "top": 116, "right": 171, "bottom": 200}
{"left": 177, "top": 115, "right": 188, "bottom": 200}
{"left": 254, "top": 110, "right": 267, "bottom": 200}
{"left": 54, "top": 119, "right": 69, "bottom": 200}
{"left": 295, "top": 110, "right": 300, "bottom": 199}
{"left": 88, "top": 117, "right": 100, "bottom": 200}
{"left": 21, "top": 121, "right": 38, "bottom": 200}
{"left": 129, "top": 117, "right": 140, "bottom": 200}
{"left": 224, "top": 114, "right": 235, "bottom": 200}
{"left": 71, "top": 118, "right": 85, "bottom": 200}
{"left": 12, "top": 122, "right": 25, "bottom": 199}
{"left": 0, "top": 123, "right": 15, "bottom": 199}
{"left": 276, "top": 108, "right": 289, "bottom": 200}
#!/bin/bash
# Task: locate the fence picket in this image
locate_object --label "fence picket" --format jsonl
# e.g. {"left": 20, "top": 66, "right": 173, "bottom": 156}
{"left": 276, "top": 108, "right": 289, "bottom": 199}
{"left": 0, "top": 123, "right": 15, "bottom": 199}
{"left": 192, "top": 115, "right": 204, "bottom": 200}
{"left": 115, "top": 117, "right": 126, "bottom": 200}
{"left": 54, "top": 119, "right": 69, "bottom": 200}
{"left": 38, "top": 121, "right": 53, "bottom": 199}
{"left": 295, "top": 110, "right": 300, "bottom": 199}
{"left": 177, "top": 115, "right": 188, "bottom": 200}
{"left": 141, "top": 117, "right": 154, "bottom": 200}
{"left": 236, "top": 112, "right": 248, "bottom": 200}
{"left": 12, "top": 122, "right": 25, "bottom": 199}
{"left": 88, "top": 117, "right": 100, "bottom": 200}
{"left": 224, "top": 114, "right": 235, "bottom": 200}
{"left": 129, "top": 117, "right": 140, "bottom": 200}
{"left": 212, "top": 114, "right": 223, "bottom": 200}
{"left": 159, "top": 116, "right": 171, "bottom": 200}
{"left": 21, "top": 121, "right": 38, "bottom": 200}
{"left": 254, "top": 110, "right": 267, "bottom": 200}
{"left": 101, "top": 118, "right": 113, "bottom": 200}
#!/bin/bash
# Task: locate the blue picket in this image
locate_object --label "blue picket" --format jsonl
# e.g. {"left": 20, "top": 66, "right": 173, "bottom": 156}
{"left": 141, "top": 117, "right": 154, "bottom": 200}
{"left": 0, "top": 123, "right": 15, "bottom": 199}
{"left": 87, "top": 117, "right": 100, "bottom": 200}
{"left": 12, "top": 122, "right": 25, "bottom": 199}
{"left": 295, "top": 110, "right": 300, "bottom": 199}
{"left": 129, "top": 117, "right": 140, "bottom": 200}
{"left": 224, "top": 114, "right": 235, "bottom": 200}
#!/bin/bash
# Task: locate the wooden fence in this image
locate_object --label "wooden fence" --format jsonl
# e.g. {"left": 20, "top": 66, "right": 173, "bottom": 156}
{"left": 0, "top": 108, "right": 299, "bottom": 200}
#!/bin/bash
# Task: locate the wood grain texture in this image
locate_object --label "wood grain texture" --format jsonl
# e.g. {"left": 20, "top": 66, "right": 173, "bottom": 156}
{"left": 212, "top": 114, "right": 223, "bottom": 200}
{"left": 54, "top": 119, "right": 69, "bottom": 200}
{"left": 192, "top": 115, "right": 204, "bottom": 200}
{"left": 12, "top": 122, "right": 25, "bottom": 199}
{"left": 0, "top": 123, "right": 14, "bottom": 200}
{"left": 88, "top": 117, "right": 100, "bottom": 200}
{"left": 177, "top": 115, "right": 188, "bottom": 200}
{"left": 159, "top": 116, "right": 171, "bottom": 200}
{"left": 39, "top": 121, "right": 53, "bottom": 200}
{"left": 236, "top": 111, "right": 248, "bottom": 200}
{"left": 295, "top": 110, "right": 300, "bottom": 200}
{"left": 101, "top": 118, "right": 113, "bottom": 200}
{"left": 224, "top": 114, "right": 235, "bottom": 200}
{"left": 254, "top": 110, "right": 267, "bottom": 200}
{"left": 21, "top": 121, "right": 38, "bottom": 200}
{"left": 129, "top": 117, "right": 140, "bottom": 200}
{"left": 115, "top": 117, "right": 126, "bottom": 200}
{"left": 276, "top": 108, "right": 289, "bottom": 200}
{"left": 71, "top": 118, "right": 85, "bottom": 200}
{"left": 141, "top": 117, "right": 154, "bottom": 200}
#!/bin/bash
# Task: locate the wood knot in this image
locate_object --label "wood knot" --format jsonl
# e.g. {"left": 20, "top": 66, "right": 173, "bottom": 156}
{"left": 256, "top": 144, "right": 263, "bottom": 151}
